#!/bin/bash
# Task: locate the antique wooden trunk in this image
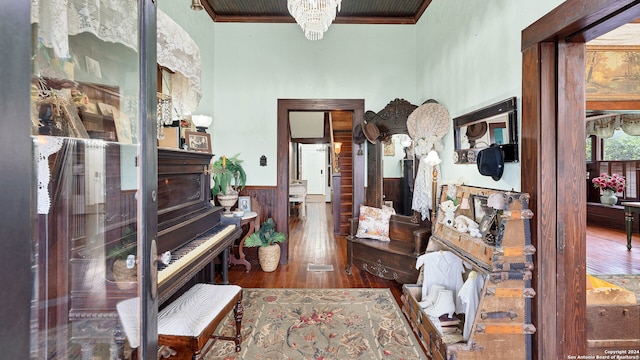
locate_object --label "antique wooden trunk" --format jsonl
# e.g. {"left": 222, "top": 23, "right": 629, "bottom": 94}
{"left": 401, "top": 185, "right": 535, "bottom": 360}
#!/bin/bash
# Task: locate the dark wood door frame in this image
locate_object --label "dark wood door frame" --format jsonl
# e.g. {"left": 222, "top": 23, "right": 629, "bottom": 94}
{"left": 522, "top": 1, "right": 640, "bottom": 358}
{"left": 276, "top": 99, "right": 364, "bottom": 264}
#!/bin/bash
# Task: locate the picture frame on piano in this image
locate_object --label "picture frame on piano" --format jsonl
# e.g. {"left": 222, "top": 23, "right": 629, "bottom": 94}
{"left": 185, "top": 130, "right": 212, "bottom": 153}
{"left": 238, "top": 196, "right": 251, "bottom": 212}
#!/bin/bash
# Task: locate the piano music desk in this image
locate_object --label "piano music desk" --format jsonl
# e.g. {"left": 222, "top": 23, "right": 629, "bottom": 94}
{"left": 229, "top": 211, "right": 257, "bottom": 272}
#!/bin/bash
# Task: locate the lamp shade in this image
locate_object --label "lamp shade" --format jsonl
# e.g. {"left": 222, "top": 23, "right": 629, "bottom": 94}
{"left": 191, "top": 115, "right": 212, "bottom": 128}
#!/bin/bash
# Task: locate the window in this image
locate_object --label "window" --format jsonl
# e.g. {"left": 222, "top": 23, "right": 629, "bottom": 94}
{"left": 602, "top": 129, "right": 640, "bottom": 160}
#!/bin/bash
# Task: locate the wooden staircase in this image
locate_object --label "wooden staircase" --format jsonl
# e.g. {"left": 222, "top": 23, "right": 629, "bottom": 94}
{"left": 331, "top": 110, "right": 355, "bottom": 235}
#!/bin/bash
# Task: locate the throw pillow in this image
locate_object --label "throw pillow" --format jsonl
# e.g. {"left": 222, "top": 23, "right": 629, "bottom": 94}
{"left": 355, "top": 205, "right": 396, "bottom": 242}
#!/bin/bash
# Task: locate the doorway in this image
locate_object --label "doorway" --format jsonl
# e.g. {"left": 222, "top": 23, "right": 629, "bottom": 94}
{"left": 521, "top": 2, "right": 640, "bottom": 358}
{"left": 276, "top": 99, "right": 365, "bottom": 264}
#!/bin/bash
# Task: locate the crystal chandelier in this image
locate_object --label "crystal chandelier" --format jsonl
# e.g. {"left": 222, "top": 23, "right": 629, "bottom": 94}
{"left": 287, "top": 0, "right": 342, "bottom": 40}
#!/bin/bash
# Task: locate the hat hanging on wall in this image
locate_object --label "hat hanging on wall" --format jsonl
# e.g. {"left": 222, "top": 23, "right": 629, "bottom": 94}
{"left": 476, "top": 144, "right": 505, "bottom": 181}
{"left": 353, "top": 124, "right": 366, "bottom": 144}
{"left": 363, "top": 122, "right": 380, "bottom": 144}
{"left": 465, "top": 121, "right": 488, "bottom": 141}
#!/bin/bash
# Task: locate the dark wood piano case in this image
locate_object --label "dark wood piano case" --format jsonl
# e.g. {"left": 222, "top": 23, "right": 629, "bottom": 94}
{"left": 402, "top": 185, "right": 535, "bottom": 360}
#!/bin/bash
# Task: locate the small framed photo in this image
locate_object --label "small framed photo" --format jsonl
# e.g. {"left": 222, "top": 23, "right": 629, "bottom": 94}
{"left": 185, "top": 131, "right": 211, "bottom": 153}
{"left": 85, "top": 56, "right": 102, "bottom": 78}
{"left": 238, "top": 196, "right": 251, "bottom": 212}
{"left": 472, "top": 195, "right": 488, "bottom": 223}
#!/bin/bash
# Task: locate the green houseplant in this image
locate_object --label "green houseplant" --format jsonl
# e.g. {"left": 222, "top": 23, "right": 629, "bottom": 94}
{"left": 244, "top": 218, "right": 286, "bottom": 272}
{"left": 211, "top": 154, "right": 246, "bottom": 213}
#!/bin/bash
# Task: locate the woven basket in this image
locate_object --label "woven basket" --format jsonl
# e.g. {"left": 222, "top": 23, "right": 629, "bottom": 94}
{"left": 258, "top": 244, "right": 280, "bottom": 272}
{"left": 112, "top": 259, "right": 137, "bottom": 290}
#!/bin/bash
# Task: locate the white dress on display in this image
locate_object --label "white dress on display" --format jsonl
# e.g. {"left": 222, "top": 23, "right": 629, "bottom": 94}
{"left": 456, "top": 271, "right": 485, "bottom": 341}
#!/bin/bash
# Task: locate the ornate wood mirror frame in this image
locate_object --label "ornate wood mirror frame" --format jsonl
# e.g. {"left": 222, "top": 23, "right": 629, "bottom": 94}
{"left": 364, "top": 98, "right": 421, "bottom": 221}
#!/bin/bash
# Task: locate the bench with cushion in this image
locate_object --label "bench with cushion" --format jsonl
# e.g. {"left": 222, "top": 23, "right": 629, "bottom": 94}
{"left": 345, "top": 205, "right": 430, "bottom": 284}
{"left": 117, "top": 283, "right": 243, "bottom": 359}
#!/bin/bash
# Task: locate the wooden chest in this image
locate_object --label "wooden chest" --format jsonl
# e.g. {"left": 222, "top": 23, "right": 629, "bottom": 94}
{"left": 401, "top": 185, "right": 535, "bottom": 360}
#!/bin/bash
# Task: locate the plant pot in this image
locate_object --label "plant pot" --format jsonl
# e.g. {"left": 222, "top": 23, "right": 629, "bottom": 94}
{"left": 600, "top": 189, "right": 618, "bottom": 205}
{"left": 217, "top": 192, "right": 239, "bottom": 214}
{"left": 111, "top": 259, "right": 137, "bottom": 290}
{"left": 258, "top": 244, "right": 280, "bottom": 272}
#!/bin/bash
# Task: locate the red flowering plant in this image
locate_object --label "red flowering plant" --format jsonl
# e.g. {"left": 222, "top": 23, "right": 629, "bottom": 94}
{"left": 591, "top": 173, "right": 626, "bottom": 193}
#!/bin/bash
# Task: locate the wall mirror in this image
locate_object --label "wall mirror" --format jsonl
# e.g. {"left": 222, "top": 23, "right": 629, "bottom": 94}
{"left": 364, "top": 98, "right": 419, "bottom": 219}
{"left": 453, "top": 97, "right": 518, "bottom": 164}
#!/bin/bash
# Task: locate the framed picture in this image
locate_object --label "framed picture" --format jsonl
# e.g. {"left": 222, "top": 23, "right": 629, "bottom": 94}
{"left": 586, "top": 45, "right": 640, "bottom": 102}
{"left": 238, "top": 196, "right": 251, "bottom": 212}
{"left": 185, "top": 131, "right": 211, "bottom": 153}
{"left": 472, "top": 195, "right": 488, "bottom": 223}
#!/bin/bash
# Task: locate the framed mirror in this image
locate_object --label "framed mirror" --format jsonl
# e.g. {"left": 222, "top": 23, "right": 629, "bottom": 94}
{"left": 364, "top": 99, "right": 419, "bottom": 219}
{"left": 453, "top": 97, "right": 518, "bottom": 164}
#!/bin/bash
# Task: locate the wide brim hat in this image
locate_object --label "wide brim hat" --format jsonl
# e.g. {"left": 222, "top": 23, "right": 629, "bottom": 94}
{"left": 353, "top": 124, "right": 366, "bottom": 144}
{"left": 363, "top": 122, "right": 380, "bottom": 144}
{"left": 466, "top": 122, "right": 488, "bottom": 141}
{"left": 476, "top": 144, "right": 505, "bottom": 181}
{"left": 407, "top": 101, "right": 450, "bottom": 141}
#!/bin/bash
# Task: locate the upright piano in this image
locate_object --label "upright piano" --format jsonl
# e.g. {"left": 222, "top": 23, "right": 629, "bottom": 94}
{"left": 34, "top": 140, "right": 241, "bottom": 359}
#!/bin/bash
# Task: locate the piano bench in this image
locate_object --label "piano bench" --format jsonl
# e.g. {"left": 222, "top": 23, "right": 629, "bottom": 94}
{"left": 116, "top": 284, "right": 243, "bottom": 360}
{"left": 158, "top": 283, "right": 243, "bottom": 359}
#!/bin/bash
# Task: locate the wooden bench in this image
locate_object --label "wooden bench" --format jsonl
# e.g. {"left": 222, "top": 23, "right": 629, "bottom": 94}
{"left": 346, "top": 214, "right": 430, "bottom": 284}
{"left": 117, "top": 284, "right": 243, "bottom": 359}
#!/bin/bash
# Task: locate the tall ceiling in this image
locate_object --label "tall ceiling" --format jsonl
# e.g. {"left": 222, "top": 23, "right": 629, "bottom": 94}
{"left": 201, "top": 0, "right": 432, "bottom": 25}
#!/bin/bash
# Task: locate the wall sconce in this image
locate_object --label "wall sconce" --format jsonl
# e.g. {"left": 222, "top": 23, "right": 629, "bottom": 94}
{"left": 191, "top": 114, "right": 212, "bottom": 132}
{"left": 333, "top": 142, "right": 342, "bottom": 173}
{"left": 191, "top": 0, "right": 204, "bottom": 11}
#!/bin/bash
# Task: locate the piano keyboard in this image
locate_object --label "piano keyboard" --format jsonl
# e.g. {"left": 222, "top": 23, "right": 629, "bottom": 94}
{"left": 157, "top": 224, "right": 236, "bottom": 286}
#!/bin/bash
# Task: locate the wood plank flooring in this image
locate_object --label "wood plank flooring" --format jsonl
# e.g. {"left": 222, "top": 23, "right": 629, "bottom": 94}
{"left": 227, "top": 202, "right": 640, "bottom": 306}
{"left": 587, "top": 225, "right": 640, "bottom": 275}
{"left": 227, "top": 201, "right": 405, "bottom": 304}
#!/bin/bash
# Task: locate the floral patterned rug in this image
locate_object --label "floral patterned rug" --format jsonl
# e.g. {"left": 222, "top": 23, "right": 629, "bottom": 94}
{"left": 206, "top": 288, "right": 427, "bottom": 360}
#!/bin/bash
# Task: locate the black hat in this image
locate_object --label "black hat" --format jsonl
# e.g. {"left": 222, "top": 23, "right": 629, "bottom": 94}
{"left": 353, "top": 124, "right": 366, "bottom": 144}
{"left": 476, "top": 144, "right": 505, "bottom": 181}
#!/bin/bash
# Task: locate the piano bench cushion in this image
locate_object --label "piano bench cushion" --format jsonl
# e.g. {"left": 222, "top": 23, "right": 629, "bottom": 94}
{"left": 158, "top": 283, "right": 242, "bottom": 337}
{"left": 116, "top": 284, "right": 242, "bottom": 350}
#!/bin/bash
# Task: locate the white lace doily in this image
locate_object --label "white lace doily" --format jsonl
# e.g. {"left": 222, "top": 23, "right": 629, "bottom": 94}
{"left": 32, "top": 2, "right": 201, "bottom": 114}
{"left": 36, "top": 136, "right": 64, "bottom": 214}
{"left": 408, "top": 102, "right": 451, "bottom": 220}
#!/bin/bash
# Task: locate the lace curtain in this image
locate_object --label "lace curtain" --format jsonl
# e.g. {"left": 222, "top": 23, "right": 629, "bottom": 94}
{"left": 586, "top": 114, "right": 640, "bottom": 138}
{"left": 31, "top": 0, "right": 201, "bottom": 114}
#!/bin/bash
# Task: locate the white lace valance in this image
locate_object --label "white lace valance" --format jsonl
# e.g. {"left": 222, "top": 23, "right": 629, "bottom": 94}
{"left": 31, "top": 1, "right": 201, "bottom": 114}
{"left": 586, "top": 113, "right": 640, "bottom": 138}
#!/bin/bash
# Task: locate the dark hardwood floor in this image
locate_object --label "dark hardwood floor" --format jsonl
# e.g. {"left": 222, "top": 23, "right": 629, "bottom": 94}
{"left": 227, "top": 201, "right": 406, "bottom": 303}
{"left": 227, "top": 202, "right": 640, "bottom": 307}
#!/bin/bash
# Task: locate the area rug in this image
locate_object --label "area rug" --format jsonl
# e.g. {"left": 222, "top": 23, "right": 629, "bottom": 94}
{"left": 206, "top": 288, "right": 427, "bottom": 360}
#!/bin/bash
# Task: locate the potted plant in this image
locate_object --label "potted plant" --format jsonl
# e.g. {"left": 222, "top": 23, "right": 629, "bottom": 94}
{"left": 244, "top": 218, "right": 286, "bottom": 272}
{"left": 211, "top": 154, "right": 247, "bottom": 213}
{"left": 107, "top": 227, "right": 137, "bottom": 290}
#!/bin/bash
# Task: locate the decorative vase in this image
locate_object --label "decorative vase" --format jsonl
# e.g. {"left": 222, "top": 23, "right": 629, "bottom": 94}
{"left": 600, "top": 189, "right": 618, "bottom": 205}
{"left": 258, "top": 244, "right": 280, "bottom": 272}
{"left": 217, "top": 192, "right": 239, "bottom": 214}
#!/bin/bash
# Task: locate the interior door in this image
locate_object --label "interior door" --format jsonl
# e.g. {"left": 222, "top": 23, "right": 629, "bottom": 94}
{"left": 28, "top": 0, "right": 159, "bottom": 358}
{"left": 301, "top": 144, "right": 327, "bottom": 195}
